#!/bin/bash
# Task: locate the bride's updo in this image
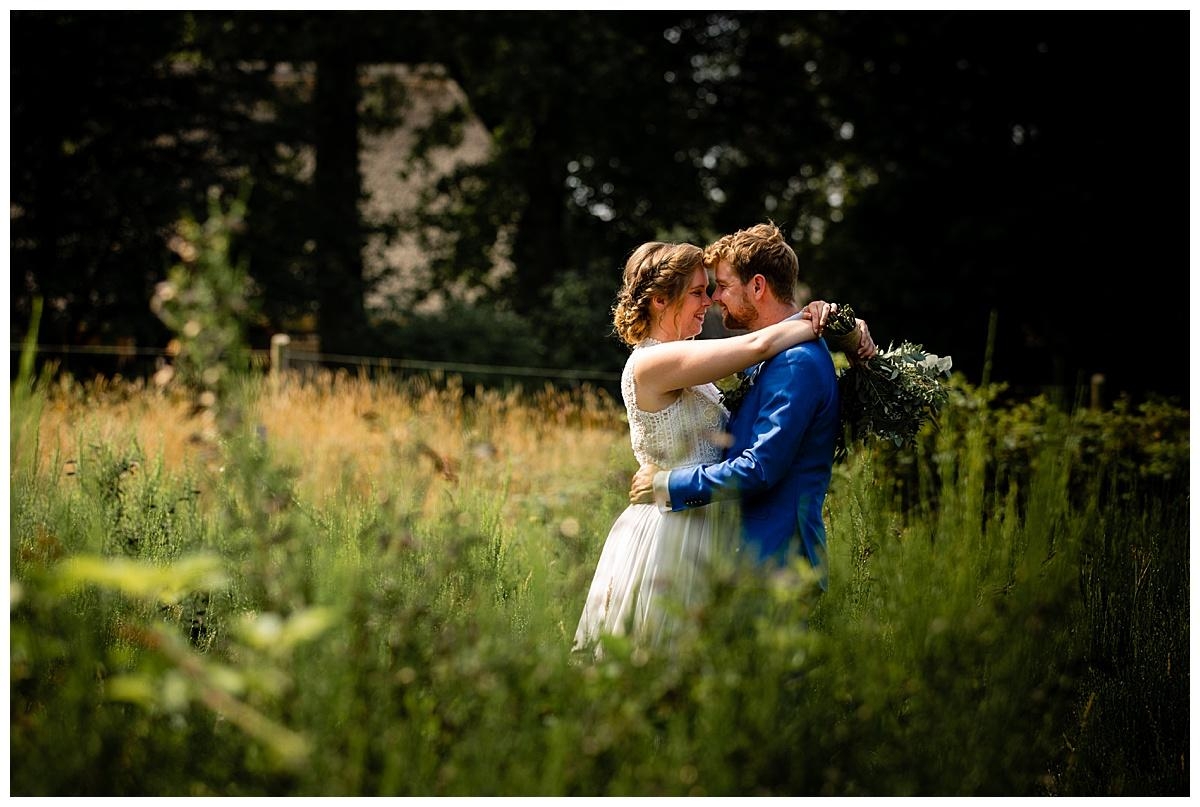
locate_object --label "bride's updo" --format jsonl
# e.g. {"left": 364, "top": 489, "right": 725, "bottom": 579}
{"left": 612, "top": 241, "right": 705, "bottom": 347}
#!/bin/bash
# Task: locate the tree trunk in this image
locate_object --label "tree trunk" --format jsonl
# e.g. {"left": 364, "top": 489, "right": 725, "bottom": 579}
{"left": 507, "top": 128, "right": 566, "bottom": 317}
{"left": 313, "top": 52, "right": 367, "bottom": 357}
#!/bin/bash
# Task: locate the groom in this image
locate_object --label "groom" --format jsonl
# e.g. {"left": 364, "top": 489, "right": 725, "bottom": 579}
{"left": 630, "top": 222, "right": 874, "bottom": 589}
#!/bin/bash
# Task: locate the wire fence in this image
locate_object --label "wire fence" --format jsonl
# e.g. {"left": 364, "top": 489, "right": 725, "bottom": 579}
{"left": 10, "top": 340, "right": 623, "bottom": 385}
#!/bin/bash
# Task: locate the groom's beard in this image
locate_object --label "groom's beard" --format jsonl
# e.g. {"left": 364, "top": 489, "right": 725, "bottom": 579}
{"left": 719, "top": 296, "right": 758, "bottom": 331}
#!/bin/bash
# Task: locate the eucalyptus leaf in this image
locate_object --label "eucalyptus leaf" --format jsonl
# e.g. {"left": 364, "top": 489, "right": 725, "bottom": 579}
{"left": 821, "top": 304, "right": 953, "bottom": 456}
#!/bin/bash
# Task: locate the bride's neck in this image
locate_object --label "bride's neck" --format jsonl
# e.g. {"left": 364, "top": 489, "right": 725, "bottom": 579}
{"left": 648, "top": 321, "right": 683, "bottom": 343}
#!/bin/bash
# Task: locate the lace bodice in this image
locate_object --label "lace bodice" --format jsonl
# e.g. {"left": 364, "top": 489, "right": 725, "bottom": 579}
{"left": 621, "top": 339, "right": 729, "bottom": 468}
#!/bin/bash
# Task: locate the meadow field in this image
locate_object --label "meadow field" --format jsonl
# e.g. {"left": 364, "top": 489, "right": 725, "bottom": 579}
{"left": 10, "top": 359, "right": 1189, "bottom": 796}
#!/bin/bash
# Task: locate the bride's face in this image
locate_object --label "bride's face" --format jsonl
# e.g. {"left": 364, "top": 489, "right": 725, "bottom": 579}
{"left": 664, "top": 265, "right": 713, "bottom": 340}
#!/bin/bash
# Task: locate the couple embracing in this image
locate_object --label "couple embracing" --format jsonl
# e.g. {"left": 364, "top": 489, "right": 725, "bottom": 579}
{"left": 573, "top": 222, "right": 876, "bottom": 656}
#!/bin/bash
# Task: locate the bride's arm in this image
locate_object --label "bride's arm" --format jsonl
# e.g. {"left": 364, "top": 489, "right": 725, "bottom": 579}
{"left": 634, "top": 316, "right": 818, "bottom": 397}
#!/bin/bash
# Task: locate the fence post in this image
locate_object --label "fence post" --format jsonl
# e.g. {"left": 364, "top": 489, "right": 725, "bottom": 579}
{"left": 270, "top": 334, "right": 291, "bottom": 386}
{"left": 1090, "top": 373, "right": 1105, "bottom": 410}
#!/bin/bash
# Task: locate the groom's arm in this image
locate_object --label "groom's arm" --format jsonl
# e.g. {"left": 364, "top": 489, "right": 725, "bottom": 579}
{"left": 657, "top": 349, "right": 831, "bottom": 512}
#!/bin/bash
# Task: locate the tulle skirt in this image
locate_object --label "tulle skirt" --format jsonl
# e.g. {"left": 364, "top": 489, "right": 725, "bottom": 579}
{"left": 572, "top": 500, "right": 738, "bottom": 656}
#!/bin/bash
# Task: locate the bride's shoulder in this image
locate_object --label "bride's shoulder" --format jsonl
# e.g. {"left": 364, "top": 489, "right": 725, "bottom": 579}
{"left": 627, "top": 338, "right": 668, "bottom": 371}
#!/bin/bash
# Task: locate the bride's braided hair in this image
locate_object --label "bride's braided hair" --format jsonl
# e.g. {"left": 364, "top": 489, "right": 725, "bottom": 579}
{"left": 612, "top": 241, "right": 705, "bottom": 347}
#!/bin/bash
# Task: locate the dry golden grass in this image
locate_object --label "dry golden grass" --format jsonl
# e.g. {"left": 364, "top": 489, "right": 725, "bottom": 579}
{"left": 26, "top": 374, "right": 201, "bottom": 478}
{"left": 25, "top": 370, "right": 631, "bottom": 528}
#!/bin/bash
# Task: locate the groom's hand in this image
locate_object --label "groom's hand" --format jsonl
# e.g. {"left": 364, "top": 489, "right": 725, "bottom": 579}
{"left": 629, "top": 462, "right": 662, "bottom": 505}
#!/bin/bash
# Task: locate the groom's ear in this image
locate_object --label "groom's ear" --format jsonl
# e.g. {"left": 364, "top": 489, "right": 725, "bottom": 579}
{"left": 750, "top": 274, "right": 768, "bottom": 299}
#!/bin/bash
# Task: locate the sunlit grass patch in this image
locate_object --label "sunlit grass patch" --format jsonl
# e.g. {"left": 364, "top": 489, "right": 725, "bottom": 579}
{"left": 9, "top": 368, "right": 1188, "bottom": 796}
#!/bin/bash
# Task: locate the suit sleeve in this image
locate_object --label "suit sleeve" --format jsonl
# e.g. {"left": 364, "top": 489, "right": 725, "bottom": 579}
{"left": 665, "top": 348, "right": 828, "bottom": 510}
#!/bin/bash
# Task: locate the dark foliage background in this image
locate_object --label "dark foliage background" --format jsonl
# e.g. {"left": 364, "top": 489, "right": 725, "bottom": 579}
{"left": 9, "top": 10, "right": 1189, "bottom": 404}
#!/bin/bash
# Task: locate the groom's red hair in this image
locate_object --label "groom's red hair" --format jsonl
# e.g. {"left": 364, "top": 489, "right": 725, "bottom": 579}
{"left": 704, "top": 222, "right": 799, "bottom": 305}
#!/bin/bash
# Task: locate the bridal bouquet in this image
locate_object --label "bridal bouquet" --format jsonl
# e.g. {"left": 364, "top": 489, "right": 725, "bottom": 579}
{"left": 822, "top": 304, "right": 953, "bottom": 452}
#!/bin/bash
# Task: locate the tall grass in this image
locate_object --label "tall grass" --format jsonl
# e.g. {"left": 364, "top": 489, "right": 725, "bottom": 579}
{"left": 11, "top": 199, "right": 1186, "bottom": 795}
{"left": 10, "top": 366, "right": 1187, "bottom": 796}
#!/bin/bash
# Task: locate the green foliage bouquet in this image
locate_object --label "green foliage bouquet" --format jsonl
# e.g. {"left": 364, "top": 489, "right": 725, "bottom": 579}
{"left": 823, "top": 304, "right": 953, "bottom": 453}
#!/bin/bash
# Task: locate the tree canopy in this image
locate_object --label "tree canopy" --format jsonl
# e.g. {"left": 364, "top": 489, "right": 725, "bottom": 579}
{"left": 10, "top": 10, "right": 1189, "bottom": 404}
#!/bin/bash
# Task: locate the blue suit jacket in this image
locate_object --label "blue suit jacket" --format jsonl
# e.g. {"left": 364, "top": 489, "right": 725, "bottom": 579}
{"left": 666, "top": 338, "right": 839, "bottom": 584}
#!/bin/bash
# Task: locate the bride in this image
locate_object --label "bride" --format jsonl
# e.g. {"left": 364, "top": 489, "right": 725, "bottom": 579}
{"left": 572, "top": 240, "right": 869, "bottom": 656}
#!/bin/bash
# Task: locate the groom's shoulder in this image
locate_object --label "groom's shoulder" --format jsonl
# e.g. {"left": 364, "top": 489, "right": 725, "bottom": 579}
{"left": 781, "top": 339, "right": 833, "bottom": 361}
{"left": 769, "top": 340, "right": 836, "bottom": 375}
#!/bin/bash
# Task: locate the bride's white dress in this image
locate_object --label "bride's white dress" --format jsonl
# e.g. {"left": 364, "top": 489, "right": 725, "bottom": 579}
{"left": 573, "top": 338, "right": 736, "bottom": 654}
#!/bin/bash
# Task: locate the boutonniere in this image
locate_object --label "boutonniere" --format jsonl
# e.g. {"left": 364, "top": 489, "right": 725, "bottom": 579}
{"left": 716, "top": 369, "right": 755, "bottom": 416}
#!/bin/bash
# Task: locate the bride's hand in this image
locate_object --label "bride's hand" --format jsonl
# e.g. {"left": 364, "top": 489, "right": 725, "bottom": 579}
{"left": 852, "top": 319, "right": 877, "bottom": 363}
{"left": 629, "top": 462, "right": 662, "bottom": 505}
{"left": 800, "top": 300, "right": 837, "bottom": 336}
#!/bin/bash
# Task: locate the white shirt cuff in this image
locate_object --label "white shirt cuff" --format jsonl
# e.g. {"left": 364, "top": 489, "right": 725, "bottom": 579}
{"left": 652, "top": 470, "right": 673, "bottom": 513}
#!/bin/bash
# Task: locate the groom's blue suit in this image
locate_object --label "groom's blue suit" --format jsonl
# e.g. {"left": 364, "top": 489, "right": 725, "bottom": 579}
{"left": 662, "top": 333, "right": 839, "bottom": 586}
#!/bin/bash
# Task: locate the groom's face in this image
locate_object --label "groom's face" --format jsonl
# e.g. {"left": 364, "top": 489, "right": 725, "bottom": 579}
{"left": 712, "top": 260, "right": 758, "bottom": 331}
